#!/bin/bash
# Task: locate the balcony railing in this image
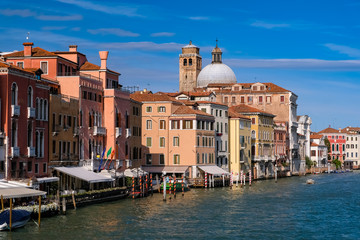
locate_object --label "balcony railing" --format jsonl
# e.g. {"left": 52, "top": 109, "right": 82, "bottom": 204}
{"left": 52, "top": 125, "right": 62, "bottom": 136}
{"left": 57, "top": 72, "right": 101, "bottom": 81}
{"left": 11, "top": 105, "right": 20, "bottom": 117}
{"left": 11, "top": 147, "right": 20, "bottom": 158}
{"left": 93, "top": 126, "right": 106, "bottom": 136}
{"left": 116, "top": 127, "right": 122, "bottom": 138}
{"left": 73, "top": 127, "right": 79, "bottom": 136}
{"left": 27, "top": 107, "right": 35, "bottom": 118}
{"left": 126, "top": 128, "right": 131, "bottom": 138}
{"left": 27, "top": 147, "right": 35, "bottom": 157}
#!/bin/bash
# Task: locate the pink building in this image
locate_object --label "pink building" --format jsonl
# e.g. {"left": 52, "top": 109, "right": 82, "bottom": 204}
{"left": 318, "top": 127, "right": 346, "bottom": 162}
{"left": 4, "top": 43, "right": 135, "bottom": 173}
{"left": 0, "top": 61, "right": 57, "bottom": 179}
{"left": 274, "top": 121, "right": 288, "bottom": 167}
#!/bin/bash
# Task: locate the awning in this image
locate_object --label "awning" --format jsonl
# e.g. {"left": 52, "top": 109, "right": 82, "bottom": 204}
{"left": 141, "top": 166, "right": 189, "bottom": 174}
{"left": 0, "top": 188, "right": 46, "bottom": 199}
{"left": 119, "top": 168, "right": 148, "bottom": 178}
{"left": 163, "top": 166, "right": 189, "bottom": 174}
{"left": 36, "top": 177, "right": 59, "bottom": 183}
{"left": 0, "top": 180, "right": 28, "bottom": 189}
{"left": 198, "top": 165, "right": 230, "bottom": 176}
{"left": 54, "top": 167, "right": 114, "bottom": 183}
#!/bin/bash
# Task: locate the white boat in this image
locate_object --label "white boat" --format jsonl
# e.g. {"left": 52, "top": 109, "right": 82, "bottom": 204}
{"left": 306, "top": 179, "right": 315, "bottom": 184}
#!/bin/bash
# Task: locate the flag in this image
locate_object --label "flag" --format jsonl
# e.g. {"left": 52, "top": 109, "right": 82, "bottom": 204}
{"left": 102, "top": 147, "right": 113, "bottom": 170}
{"left": 107, "top": 149, "right": 116, "bottom": 170}
{"left": 98, "top": 147, "right": 106, "bottom": 172}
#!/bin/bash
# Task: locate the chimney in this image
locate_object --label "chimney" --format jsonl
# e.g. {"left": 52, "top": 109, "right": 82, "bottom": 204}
{"left": 99, "top": 51, "right": 108, "bottom": 70}
{"left": 69, "top": 45, "right": 78, "bottom": 52}
{"left": 23, "top": 42, "right": 33, "bottom": 56}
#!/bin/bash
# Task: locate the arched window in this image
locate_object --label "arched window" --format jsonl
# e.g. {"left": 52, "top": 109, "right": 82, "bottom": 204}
{"left": 332, "top": 144, "right": 334, "bottom": 152}
{"left": 35, "top": 131, "right": 39, "bottom": 157}
{"left": 336, "top": 144, "right": 339, "bottom": 152}
{"left": 27, "top": 86, "right": 33, "bottom": 108}
{"left": 40, "top": 131, "right": 44, "bottom": 157}
{"left": 11, "top": 120, "right": 17, "bottom": 147}
{"left": 27, "top": 122, "right": 32, "bottom": 147}
{"left": 189, "top": 59, "right": 193, "bottom": 66}
{"left": 183, "top": 59, "right": 187, "bottom": 66}
{"left": 89, "top": 112, "right": 92, "bottom": 127}
{"left": 35, "top": 98, "right": 39, "bottom": 119}
{"left": 39, "top": 99, "right": 43, "bottom": 120}
{"left": 43, "top": 100, "right": 48, "bottom": 121}
{"left": 11, "top": 83, "right": 18, "bottom": 105}
{"left": 251, "top": 130, "right": 256, "bottom": 139}
{"left": 342, "top": 144, "right": 345, "bottom": 152}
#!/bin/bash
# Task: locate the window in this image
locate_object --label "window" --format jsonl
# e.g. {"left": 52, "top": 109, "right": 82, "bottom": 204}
{"left": 266, "top": 96, "right": 271, "bottom": 103}
{"left": 160, "top": 137, "right": 165, "bottom": 147}
{"left": 43, "top": 163, "right": 47, "bottom": 173}
{"left": 197, "top": 153, "right": 200, "bottom": 164}
{"left": 241, "top": 96, "right": 245, "bottom": 103}
{"left": 40, "top": 61, "right": 48, "bottom": 74}
{"left": 146, "top": 137, "right": 152, "bottom": 147}
{"left": 189, "top": 59, "right": 193, "bottom": 66}
{"left": 183, "top": 120, "right": 193, "bottom": 129}
{"left": 17, "top": 62, "right": 24, "bottom": 68}
{"left": 83, "top": 91, "right": 87, "bottom": 99}
{"left": 171, "top": 120, "right": 180, "bottom": 129}
{"left": 259, "top": 96, "right": 263, "bottom": 103}
{"left": 280, "top": 95, "right": 285, "bottom": 103}
{"left": 27, "top": 87, "right": 33, "bottom": 108}
{"left": 248, "top": 96, "right": 253, "bottom": 103}
{"left": 52, "top": 140, "right": 56, "bottom": 154}
{"left": 224, "top": 97, "right": 228, "bottom": 103}
{"left": 252, "top": 118, "right": 256, "bottom": 124}
{"left": 173, "top": 137, "right": 179, "bottom": 146}
{"left": 146, "top": 120, "right": 152, "bottom": 130}
{"left": 159, "top": 120, "right": 166, "bottom": 129}
{"left": 11, "top": 83, "right": 18, "bottom": 105}
{"left": 183, "top": 59, "right": 187, "bottom": 66}
{"left": 174, "top": 154, "right": 180, "bottom": 164}
{"left": 146, "top": 106, "right": 152, "bottom": 112}
{"left": 146, "top": 154, "right": 152, "bottom": 165}
{"left": 158, "top": 106, "right": 166, "bottom": 112}
{"left": 28, "top": 161, "right": 32, "bottom": 172}
{"left": 253, "top": 86, "right": 257, "bottom": 91}
{"left": 35, "top": 163, "right": 39, "bottom": 174}
{"left": 232, "top": 96, "right": 236, "bottom": 103}
{"left": 159, "top": 154, "right": 164, "bottom": 165}
{"left": 27, "top": 122, "right": 32, "bottom": 147}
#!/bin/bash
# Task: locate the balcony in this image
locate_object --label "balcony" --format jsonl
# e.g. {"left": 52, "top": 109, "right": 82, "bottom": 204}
{"left": 93, "top": 126, "right": 106, "bottom": 136}
{"left": 27, "top": 107, "right": 35, "bottom": 118}
{"left": 11, "top": 105, "right": 20, "bottom": 117}
{"left": 27, "top": 147, "right": 35, "bottom": 157}
{"left": 11, "top": 147, "right": 20, "bottom": 158}
{"left": 116, "top": 127, "right": 122, "bottom": 138}
{"left": 126, "top": 128, "right": 131, "bottom": 138}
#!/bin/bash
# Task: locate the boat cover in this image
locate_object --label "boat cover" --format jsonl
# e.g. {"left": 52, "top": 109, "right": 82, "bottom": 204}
{"left": 197, "top": 165, "right": 230, "bottom": 176}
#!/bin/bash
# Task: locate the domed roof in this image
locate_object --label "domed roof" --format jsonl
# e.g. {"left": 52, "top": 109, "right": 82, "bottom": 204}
{"left": 197, "top": 63, "right": 237, "bottom": 87}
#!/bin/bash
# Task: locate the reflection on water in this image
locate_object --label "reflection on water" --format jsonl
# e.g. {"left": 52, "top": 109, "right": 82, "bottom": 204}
{"left": 3, "top": 172, "right": 360, "bottom": 239}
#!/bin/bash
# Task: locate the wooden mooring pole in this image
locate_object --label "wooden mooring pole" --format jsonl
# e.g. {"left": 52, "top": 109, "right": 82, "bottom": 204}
{"left": 1, "top": 195, "right": 3, "bottom": 211}
{"left": 38, "top": 196, "right": 41, "bottom": 227}
{"left": 163, "top": 176, "right": 166, "bottom": 201}
{"left": 9, "top": 198, "right": 12, "bottom": 231}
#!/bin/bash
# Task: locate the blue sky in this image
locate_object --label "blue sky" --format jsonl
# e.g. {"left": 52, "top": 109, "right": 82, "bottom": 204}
{"left": 1, "top": 0, "right": 360, "bottom": 131}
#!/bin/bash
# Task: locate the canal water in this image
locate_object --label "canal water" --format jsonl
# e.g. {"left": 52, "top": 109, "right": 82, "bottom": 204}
{"left": 3, "top": 172, "right": 360, "bottom": 240}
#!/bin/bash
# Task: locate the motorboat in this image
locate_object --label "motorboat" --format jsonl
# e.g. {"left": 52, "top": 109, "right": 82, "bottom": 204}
{"left": 0, "top": 209, "right": 31, "bottom": 231}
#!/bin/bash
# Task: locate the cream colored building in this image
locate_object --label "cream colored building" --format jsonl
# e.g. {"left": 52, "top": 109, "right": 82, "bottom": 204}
{"left": 230, "top": 104, "right": 275, "bottom": 179}
{"left": 228, "top": 110, "right": 251, "bottom": 175}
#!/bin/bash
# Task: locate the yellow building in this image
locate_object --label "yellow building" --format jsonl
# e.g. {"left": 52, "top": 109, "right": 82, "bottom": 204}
{"left": 49, "top": 93, "right": 79, "bottom": 168}
{"left": 230, "top": 104, "right": 275, "bottom": 179}
{"left": 228, "top": 110, "right": 251, "bottom": 176}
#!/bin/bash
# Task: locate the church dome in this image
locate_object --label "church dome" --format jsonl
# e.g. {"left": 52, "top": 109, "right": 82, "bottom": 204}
{"left": 197, "top": 63, "right": 237, "bottom": 87}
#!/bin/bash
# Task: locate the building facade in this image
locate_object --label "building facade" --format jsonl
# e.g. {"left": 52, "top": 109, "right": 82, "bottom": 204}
{"left": 310, "top": 134, "right": 328, "bottom": 167}
{"left": 318, "top": 127, "right": 346, "bottom": 163}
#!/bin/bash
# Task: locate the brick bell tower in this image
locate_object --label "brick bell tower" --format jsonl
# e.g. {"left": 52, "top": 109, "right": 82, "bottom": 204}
{"left": 179, "top": 41, "right": 202, "bottom": 92}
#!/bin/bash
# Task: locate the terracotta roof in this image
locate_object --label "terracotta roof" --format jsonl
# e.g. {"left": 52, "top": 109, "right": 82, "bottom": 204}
{"left": 229, "top": 104, "right": 275, "bottom": 117}
{"left": 310, "top": 134, "right": 323, "bottom": 139}
{"left": 4, "top": 47, "right": 57, "bottom": 58}
{"left": 0, "top": 61, "right": 35, "bottom": 75}
{"left": 341, "top": 127, "right": 360, "bottom": 134}
{"left": 208, "top": 82, "right": 291, "bottom": 94}
{"left": 130, "top": 93, "right": 175, "bottom": 102}
{"left": 228, "top": 110, "right": 250, "bottom": 120}
{"left": 311, "top": 142, "right": 319, "bottom": 147}
{"left": 176, "top": 100, "right": 198, "bottom": 106}
{"left": 80, "top": 61, "right": 100, "bottom": 71}
{"left": 196, "top": 101, "right": 228, "bottom": 106}
{"left": 318, "top": 127, "right": 343, "bottom": 134}
{"left": 172, "top": 105, "right": 212, "bottom": 117}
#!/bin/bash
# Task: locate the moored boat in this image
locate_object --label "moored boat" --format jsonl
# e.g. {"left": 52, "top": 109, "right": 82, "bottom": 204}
{"left": 0, "top": 209, "right": 31, "bottom": 231}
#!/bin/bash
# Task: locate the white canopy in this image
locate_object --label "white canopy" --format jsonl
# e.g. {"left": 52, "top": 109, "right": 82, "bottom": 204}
{"left": 198, "top": 165, "right": 229, "bottom": 176}
{"left": 119, "top": 168, "right": 148, "bottom": 178}
{"left": 141, "top": 166, "right": 189, "bottom": 174}
{"left": 36, "top": 177, "right": 59, "bottom": 183}
{"left": 54, "top": 167, "right": 114, "bottom": 183}
{"left": 0, "top": 188, "right": 46, "bottom": 199}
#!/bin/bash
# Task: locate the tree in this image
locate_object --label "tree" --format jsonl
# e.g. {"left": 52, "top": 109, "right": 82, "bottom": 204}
{"left": 324, "top": 137, "right": 331, "bottom": 160}
{"left": 332, "top": 159, "right": 341, "bottom": 170}
{"left": 305, "top": 156, "right": 312, "bottom": 170}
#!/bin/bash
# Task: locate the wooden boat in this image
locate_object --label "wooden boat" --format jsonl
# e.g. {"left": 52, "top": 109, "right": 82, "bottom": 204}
{"left": 0, "top": 209, "right": 31, "bottom": 231}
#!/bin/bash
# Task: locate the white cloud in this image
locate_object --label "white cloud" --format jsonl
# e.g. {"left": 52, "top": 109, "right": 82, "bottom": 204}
{"left": 36, "top": 14, "right": 82, "bottom": 21}
{"left": 226, "top": 58, "right": 360, "bottom": 70}
{"left": 42, "top": 26, "right": 67, "bottom": 31}
{"left": 88, "top": 28, "right": 140, "bottom": 37}
{"left": 324, "top": 43, "right": 360, "bottom": 58}
{"left": 188, "top": 16, "right": 209, "bottom": 21}
{"left": 250, "top": 20, "right": 290, "bottom": 29}
{"left": 0, "top": 9, "right": 35, "bottom": 17}
{"left": 56, "top": 0, "right": 143, "bottom": 17}
{"left": 151, "top": 32, "right": 175, "bottom": 37}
